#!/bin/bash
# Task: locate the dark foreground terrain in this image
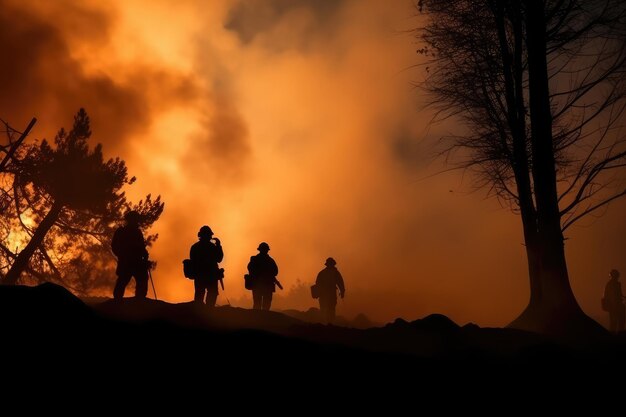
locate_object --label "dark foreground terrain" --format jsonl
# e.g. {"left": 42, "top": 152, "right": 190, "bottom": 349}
{"left": 1, "top": 283, "right": 624, "bottom": 409}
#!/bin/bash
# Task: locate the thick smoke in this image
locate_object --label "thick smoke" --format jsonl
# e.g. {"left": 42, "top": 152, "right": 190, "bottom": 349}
{"left": 1, "top": 0, "right": 623, "bottom": 326}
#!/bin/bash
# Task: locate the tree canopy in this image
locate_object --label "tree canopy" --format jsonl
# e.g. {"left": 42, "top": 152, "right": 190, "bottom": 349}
{"left": 418, "top": 0, "right": 626, "bottom": 335}
{"left": 0, "top": 109, "right": 164, "bottom": 292}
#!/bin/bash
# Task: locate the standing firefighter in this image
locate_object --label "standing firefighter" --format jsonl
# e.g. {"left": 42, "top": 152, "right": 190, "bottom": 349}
{"left": 247, "top": 242, "right": 281, "bottom": 310}
{"left": 111, "top": 210, "right": 149, "bottom": 300}
{"left": 190, "top": 226, "right": 224, "bottom": 306}
{"left": 313, "top": 257, "right": 345, "bottom": 323}
{"left": 603, "top": 269, "right": 625, "bottom": 333}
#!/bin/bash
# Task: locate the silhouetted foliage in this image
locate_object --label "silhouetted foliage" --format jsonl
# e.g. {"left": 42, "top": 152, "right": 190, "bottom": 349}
{"left": 0, "top": 118, "right": 36, "bottom": 175}
{"left": 0, "top": 109, "right": 164, "bottom": 292}
{"left": 418, "top": 0, "right": 626, "bottom": 335}
{"left": 275, "top": 279, "right": 315, "bottom": 309}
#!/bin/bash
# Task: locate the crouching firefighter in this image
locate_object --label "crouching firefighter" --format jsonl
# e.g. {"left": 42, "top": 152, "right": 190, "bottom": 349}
{"left": 190, "top": 225, "right": 224, "bottom": 306}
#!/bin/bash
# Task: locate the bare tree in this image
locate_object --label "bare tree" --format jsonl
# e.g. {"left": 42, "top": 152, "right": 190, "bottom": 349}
{"left": 418, "top": 0, "right": 626, "bottom": 336}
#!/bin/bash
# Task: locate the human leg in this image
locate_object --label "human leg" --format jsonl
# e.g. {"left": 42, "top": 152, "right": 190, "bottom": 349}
{"left": 319, "top": 297, "right": 336, "bottom": 323}
{"left": 262, "top": 292, "right": 273, "bottom": 310}
{"left": 205, "top": 280, "right": 218, "bottom": 307}
{"left": 319, "top": 298, "right": 328, "bottom": 322}
{"left": 134, "top": 267, "right": 149, "bottom": 299}
{"left": 253, "top": 290, "right": 262, "bottom": 309}
{"left": 194, "top": 279, "right": 207, "bottom": 303}
{"left": 327, "top": 298, "right": 337, "bottom": 322}
{"left": 113, "top": 271, "right": 132, "bottom": 300}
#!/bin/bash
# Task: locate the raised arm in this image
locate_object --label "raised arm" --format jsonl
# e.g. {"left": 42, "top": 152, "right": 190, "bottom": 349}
{"left": 215, "top": 242, "right": 224, "bottom": 263}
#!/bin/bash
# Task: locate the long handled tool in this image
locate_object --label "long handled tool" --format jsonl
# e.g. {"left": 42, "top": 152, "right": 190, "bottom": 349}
{"left": 148, "top": 267, "right": 158, "bottom": 300}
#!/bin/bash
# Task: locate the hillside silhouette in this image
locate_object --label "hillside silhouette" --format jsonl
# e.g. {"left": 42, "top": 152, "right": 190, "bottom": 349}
{"left": 2, "top": 282, "right": 626, "bottom": 407}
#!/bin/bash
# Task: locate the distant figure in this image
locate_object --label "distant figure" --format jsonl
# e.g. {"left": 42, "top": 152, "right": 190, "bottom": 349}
{"left": 190, "top": 226, "right": 224, "bottom": 306}
{"left": 314, "top": 257, "right": 345, "bottom": 323}
{"left": 247, "top": 242, "right": 281, "bottom": 310}
{"left": 604, "top": 269, "right": 625, "bottom": 333}
{"left": 111, "top": 211, "right": 149, "bottom": 300}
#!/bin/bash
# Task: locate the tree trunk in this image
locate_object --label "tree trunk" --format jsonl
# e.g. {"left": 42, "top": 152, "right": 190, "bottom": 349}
{"left": 492, "top": 1, "right": 543, "bottom": 314}
{"left": 510, "top": 1, "right": 605, "bottom": 339}
{"left": 525, "top": 0, "right": 576, "bottom": 310}
{"left": 2, "top": 202, "right": 63, "bottom": 285}
{"left": 519, "top": 218, "right": 541, "bottom": 305}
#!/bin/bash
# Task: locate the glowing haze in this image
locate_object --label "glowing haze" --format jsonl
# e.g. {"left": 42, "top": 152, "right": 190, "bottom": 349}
{"left": 1, "top": 0, "right": 624, "bottom": 325}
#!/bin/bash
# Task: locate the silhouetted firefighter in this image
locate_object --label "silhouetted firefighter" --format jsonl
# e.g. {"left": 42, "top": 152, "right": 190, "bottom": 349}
{"left": 603, "top": 269, "right": 625, "bottom": 333}
{"left": 111, "top": 211, "right": 149, "bottom": 300}
{"left": 247, "top": 242, "right": 282, "bottom": 310}
{"left": 189, "top": 226, "right": 224, "bottom": 306}
{"left": 312, "top": 257, "right": 345, "bottom": 323}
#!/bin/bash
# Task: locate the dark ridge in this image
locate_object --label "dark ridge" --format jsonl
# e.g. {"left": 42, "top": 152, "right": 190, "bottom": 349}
{"left": 2, "top": 283, "right": 625, "bottom": 406}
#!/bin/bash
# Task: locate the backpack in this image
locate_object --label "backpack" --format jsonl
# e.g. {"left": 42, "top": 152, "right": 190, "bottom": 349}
{"left": 310, "top": 284, "right": 319, "bottom": 299}
{"left": 244, "top": 273, "right": 254, "bottom": 290}
{"left": 182, "top": 259, "right": 195, "bottom": 280}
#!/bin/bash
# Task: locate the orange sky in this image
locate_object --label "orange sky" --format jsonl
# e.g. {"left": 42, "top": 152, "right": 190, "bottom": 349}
{"left": 1, "top": 0, "right": 624, "bottom": 326}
